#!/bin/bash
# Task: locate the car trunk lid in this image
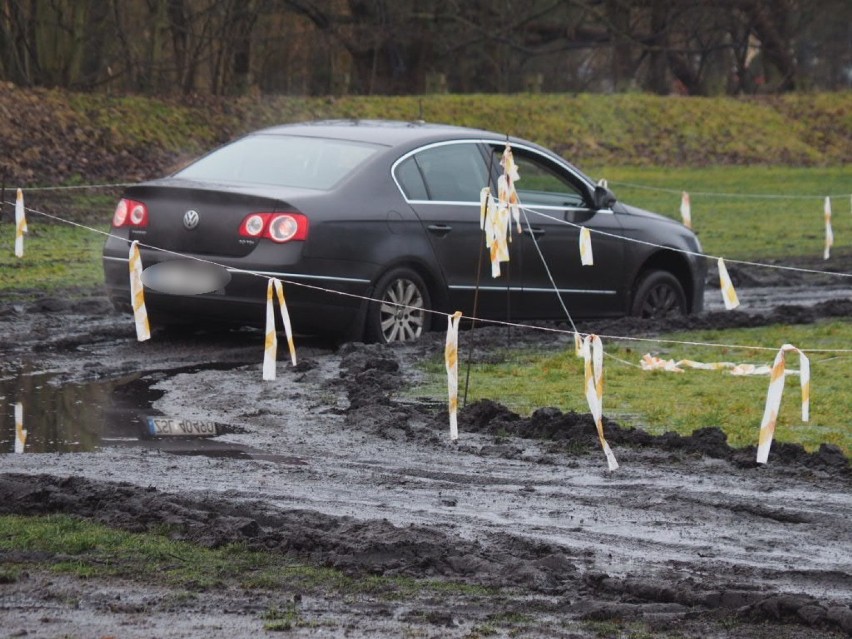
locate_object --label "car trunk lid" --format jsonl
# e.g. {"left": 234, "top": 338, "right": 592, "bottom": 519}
{"left": 121, "top": 180, "right": 302, "bottom": 258}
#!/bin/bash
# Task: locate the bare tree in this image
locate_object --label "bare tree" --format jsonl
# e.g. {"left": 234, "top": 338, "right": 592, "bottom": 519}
{"left": 1, "top": 0, "right": 849, "bottom": 95}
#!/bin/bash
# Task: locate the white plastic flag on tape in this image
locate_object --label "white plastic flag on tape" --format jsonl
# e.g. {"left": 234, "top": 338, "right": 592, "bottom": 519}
{"left": 445, "top": 311, "right": 463, "bottom": 440}
{"left": 583, "top": 334, "right": 619, "bottom": 471}
{"left": 579, "top": 226, "right": 593, "bottom": 266}
{"left": 15, "top": 188, "right": 27, "bottom": 257}
{"left": 756, "top": 344, "right": 810, "bottom": 464}
{"left": 128, "top": 241, "right": 151, "bottom": 342}
{"left": 680, "top": 192, "right": 692, "bottom": 229}
{"left": 823, "top": 197, "right": 833, "bottom": 260}
{"left": 718, "top": 258, "right": 739, "bottom": 310}
{"left": 14, "top": 402, "right": 26, "bottom": 454}
{"left": 263, "top": 278, "right": 297, "bottom": 380}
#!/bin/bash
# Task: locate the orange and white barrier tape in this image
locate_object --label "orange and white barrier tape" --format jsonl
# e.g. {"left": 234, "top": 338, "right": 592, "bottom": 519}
{"left": 14, "top": 188, "right": 27, "bottom": 257}
{"left": 14, "top": 402, "right": 26, "bottom": 454}
{"left": 445, "top": 311, "right": 463, "bottom": 440}
{"left": 583, "top": 334, "right": 619, "bottom": 471}
{"left": 718, "top": 258, "right": 739, "bottom": 310}
{"left": 579, "top": 226, "right": 593, "bottom": 266}
{"left": 730, "top": 363, "right": 773, "bottom": 376}
{"left": 574, "top": 331, "right": 584, "bottom": 358}
{"left": 680, "top": 191, "right": 692, "bottom": 229}
{"left": 641, "top": 353, "right": 793, "bottom": 377}
{"left": 493, "top": 205, "right": 511, "bottom": 277}
{"left": 640, "top": 354, "right": 685, "bottom": 372}
{"left": 128, "top": 241, "right": 151, "bottom": 342}
{"left": 500, "top": 145, "right": 522, "bottom": 233}
{"left": 823, "top": 196, "right": 833, "bottom": 260}
{"left": 483, "top": 145, "right": 524, "bottom": 278}
{"left": 756, "top": 344, "right": 810, "bottom": 464}
{"left": 484, "top": 196, "right": 511, "bottom": 278}
{"left": 262, "top": 278, "right": 297, "bottom": 380}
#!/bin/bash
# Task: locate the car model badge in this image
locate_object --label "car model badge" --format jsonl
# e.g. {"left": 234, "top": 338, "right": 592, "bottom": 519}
{"left": 183, "top": 210, "right": 200, "bottom": 230}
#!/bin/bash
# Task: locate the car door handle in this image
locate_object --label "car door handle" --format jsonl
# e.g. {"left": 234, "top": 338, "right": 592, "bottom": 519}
{"left": 522, "top": 226, "right": 545, "bottom": 237}
{"left": 427, "top": 224, "right": 453, "bottom": 236}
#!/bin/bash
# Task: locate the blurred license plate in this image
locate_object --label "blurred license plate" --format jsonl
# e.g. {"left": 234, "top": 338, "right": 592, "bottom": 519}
{"left": 146, "top": 417, "right": 218, "bottom": 437}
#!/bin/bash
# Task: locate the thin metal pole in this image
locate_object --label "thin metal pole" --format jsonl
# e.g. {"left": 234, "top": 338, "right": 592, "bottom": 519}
{"left": 462, "top": 144, "right": 498, "bottom": 408}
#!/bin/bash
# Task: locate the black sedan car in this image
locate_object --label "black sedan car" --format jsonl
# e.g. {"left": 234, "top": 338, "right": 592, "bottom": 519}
{"left": 103, "top": 120, "right": 706, "bottom": 343}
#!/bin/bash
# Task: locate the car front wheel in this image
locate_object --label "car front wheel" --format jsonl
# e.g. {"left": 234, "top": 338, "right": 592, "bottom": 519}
{"left": 630, "top": 270, "right": 687, "bottom": 319}
{"left": 365, "top": 267, "right": 432, "bottom": 343}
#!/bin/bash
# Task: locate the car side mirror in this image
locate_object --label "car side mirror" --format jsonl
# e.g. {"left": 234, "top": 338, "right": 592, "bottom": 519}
{"left": 593, "top": 185, "right": 617, "bottom": 210}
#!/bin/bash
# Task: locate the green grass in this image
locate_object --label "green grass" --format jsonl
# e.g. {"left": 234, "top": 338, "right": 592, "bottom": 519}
{"left": 0, "top": 513, "right": 265, "bottom": 588}
{"left": 0, "top": 513, "right": 495, "bottom": 600}
{"left": 0, "top": 221, "right": 109, "bottom": 296}
{"left": 587, "top": 165, "right": 852, "bottom": 260}
{"left": 418, "top": 320, "right": 852, "bottom": 455}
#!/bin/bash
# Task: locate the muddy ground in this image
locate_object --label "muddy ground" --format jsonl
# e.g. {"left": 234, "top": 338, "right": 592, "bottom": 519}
{"left": 1, "top": 260, "right": 851, "bottom": 638}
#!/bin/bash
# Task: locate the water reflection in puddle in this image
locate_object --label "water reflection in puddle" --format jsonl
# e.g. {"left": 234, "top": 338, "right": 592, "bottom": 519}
{"left": 0, "top": 366, "right": 159, "bottom": 453}
{"left": 0, "top": 364, "right": 276, "bottom": 459}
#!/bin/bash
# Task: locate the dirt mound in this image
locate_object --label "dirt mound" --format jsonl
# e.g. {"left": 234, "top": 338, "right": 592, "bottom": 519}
{"left": 458, "top": 399, "right": 849, "bottom": 473}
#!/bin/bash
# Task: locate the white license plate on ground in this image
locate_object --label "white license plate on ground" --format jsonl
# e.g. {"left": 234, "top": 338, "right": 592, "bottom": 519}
{"left": 146, "top": 417, "right": 218, "bottom": 437}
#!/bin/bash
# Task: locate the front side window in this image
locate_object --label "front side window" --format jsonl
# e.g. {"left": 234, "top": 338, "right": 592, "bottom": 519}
{"left": 402, "top": 143, "right": 489, "bottom": 202}
{"left": 176, "top": 134, "right": 381, "bottom": 190}
{"left": 491, "top": 147, "right": 588, "bottom": 208}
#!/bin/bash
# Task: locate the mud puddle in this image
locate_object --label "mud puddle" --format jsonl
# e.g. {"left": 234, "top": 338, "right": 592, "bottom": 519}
{"left": 0, "top": 363, "right": 267, "bottom": 457}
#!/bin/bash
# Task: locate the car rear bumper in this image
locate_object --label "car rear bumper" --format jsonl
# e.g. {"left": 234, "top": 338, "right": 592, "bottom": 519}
{"left": 103, "top": 253, "right": 371, "bottom": 336}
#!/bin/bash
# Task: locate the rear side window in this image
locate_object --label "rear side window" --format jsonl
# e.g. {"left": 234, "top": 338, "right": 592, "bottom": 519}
{"left": 395, "top": 156, "right": 428, "bottom": 200}
{"left": 176, "top": 134, "right": 381, "bottom": 190}
{"left": 404, "top": 143, "right": 489, "bottom": 202}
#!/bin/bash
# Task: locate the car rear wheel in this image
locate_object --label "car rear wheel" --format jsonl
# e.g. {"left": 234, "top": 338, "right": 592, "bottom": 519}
{"left": 631, "top": 270, "right": 687, "bottom": 319}
{"left": 366, "top": 267, "right": 432, "bottom": 343}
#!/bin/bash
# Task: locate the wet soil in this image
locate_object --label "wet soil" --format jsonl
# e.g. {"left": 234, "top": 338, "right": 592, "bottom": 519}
{"left": 0, "top": 265, "right": 850, "bottom": 638}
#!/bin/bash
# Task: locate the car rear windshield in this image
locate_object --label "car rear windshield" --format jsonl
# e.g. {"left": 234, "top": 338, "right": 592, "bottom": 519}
{"left": 175, "top": 134, "right": 381, "bottom": 190}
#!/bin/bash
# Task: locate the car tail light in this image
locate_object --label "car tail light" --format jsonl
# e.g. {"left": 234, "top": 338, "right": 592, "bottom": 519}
{"left": 113, "top": 199, "right": 148, "bottom": 228}
{"left": 239, "top": 212, "right": 308, "bottom": 243}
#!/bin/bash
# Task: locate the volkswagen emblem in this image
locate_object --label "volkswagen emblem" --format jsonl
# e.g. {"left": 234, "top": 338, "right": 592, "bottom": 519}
{"left": 183, "top": 209, "right": 200, "bottom": 230}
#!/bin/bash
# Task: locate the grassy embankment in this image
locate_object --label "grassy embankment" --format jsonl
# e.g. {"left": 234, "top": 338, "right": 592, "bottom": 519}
{"left": 1, "top": 90, "right": 850, "bottom": 452}
{"left": 1, "top": 91, "right": 850, "bottom": 294}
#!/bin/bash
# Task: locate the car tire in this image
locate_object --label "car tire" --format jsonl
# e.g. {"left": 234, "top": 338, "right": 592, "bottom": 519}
{"left": 365, "top": 267, "right": 432, "bottom": 343}
{"left": 630, "top": 270, "right": 687, "bottom": 319}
